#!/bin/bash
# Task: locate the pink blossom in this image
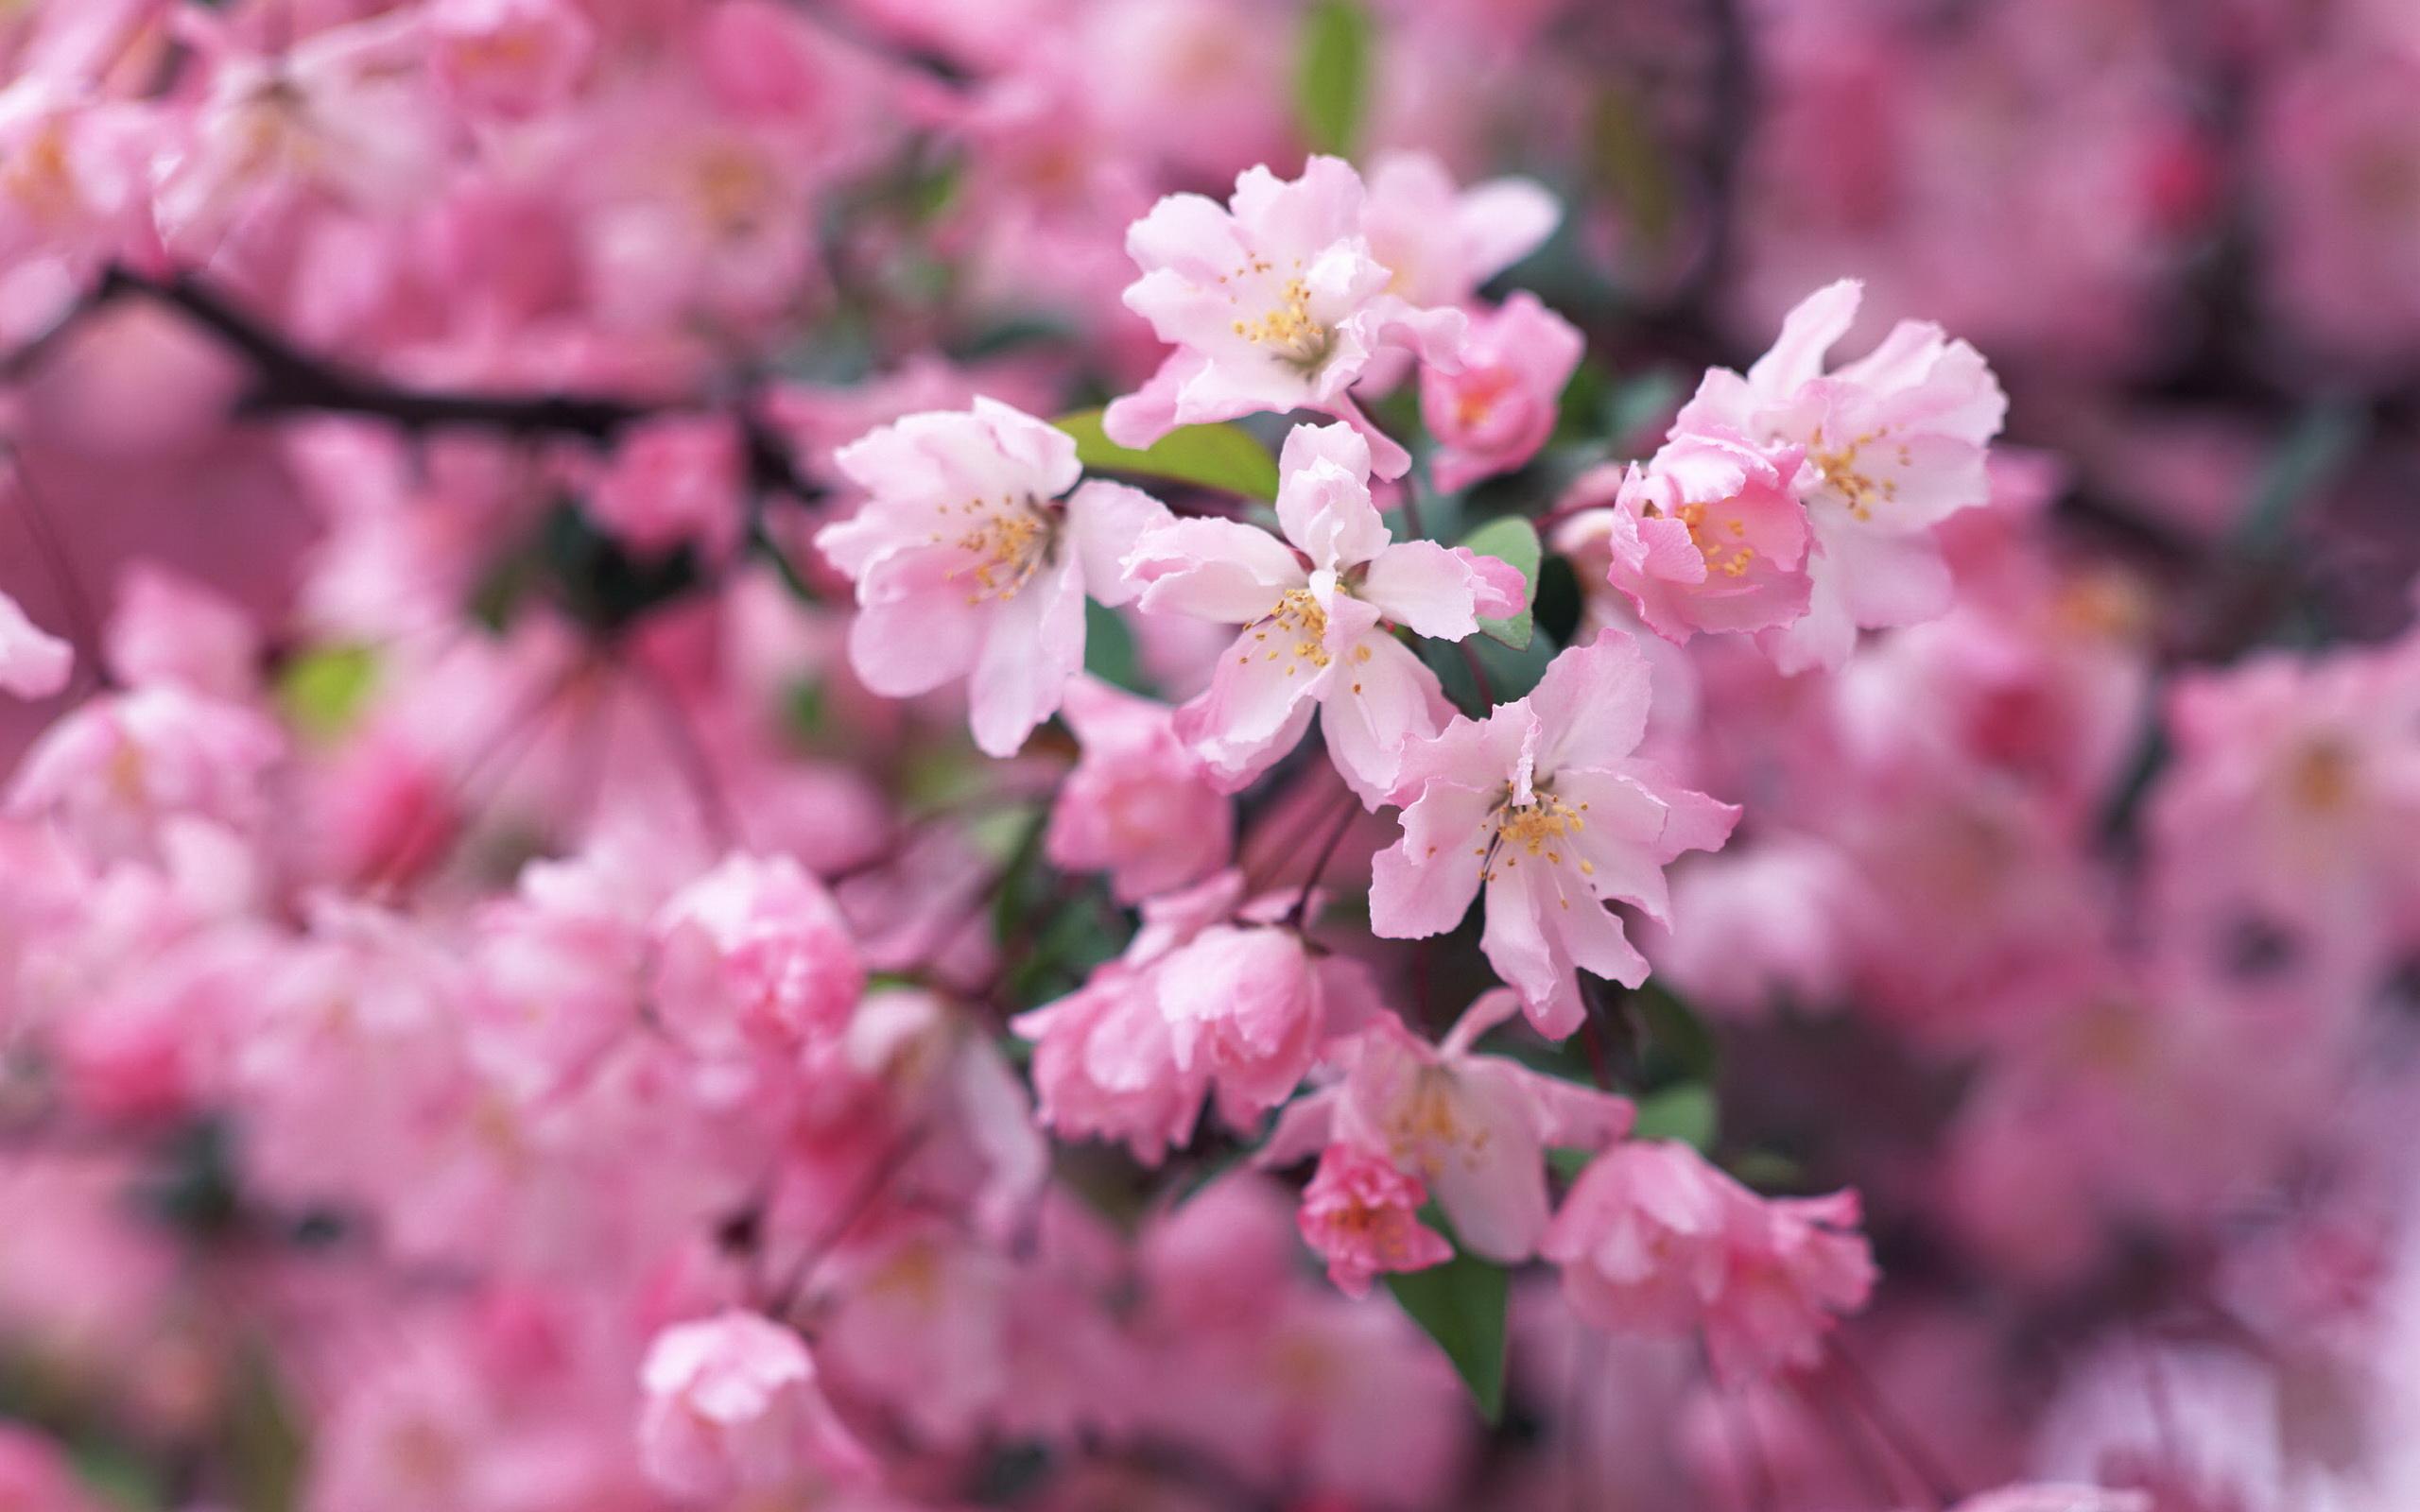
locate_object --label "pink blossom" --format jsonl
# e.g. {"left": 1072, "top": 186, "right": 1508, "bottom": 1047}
{"left": 0, "top": 588, "right": 71, "bottom": 699}
{"left": 1370, "top": 630, "right": 1737, "bottom": 1038}
{"left": 1015, "top": 872, "right": 1373, "bottom": 1160}
{"left": 587, "top": 413, "right": 745, "bottom": 566}
{"left": 1542, "top": 1139, "right": 1876, "bottom": 1382}
{"left": 636, "top": 1310, "right": 873, "bottom": 1502}
{"left": 1361, "top": 151, "right": 1563, "bottom": 313}
{"left": 1952, "top": 1488, "right": 2151, "bottom": 1512}
{"left": 1593, "top": 429, "right": 1816, "bottom": 641}
{"left": 1420, "top": 292, "right": 1584, "bottom": 492}
{"left": 817, "top": 398, "right": 1170, "bottom": 758}
{"left": 1676, "top": 278, "right": 2006, "bottom": 672}
{"left": 650, "top": 853, "right": 866, "bottom": 1056}
{"left": 101, "top": 564, "right": 259, "bottom": 700}
{"left": 7, "top": 685, "right": 283, "bottom": 860}
{"left": 1124, "top": 421, "right": 1527, "bottom": 804}
{"left": 1295, "top": 1144, "right": 1452, "bottom": 1298}
{"left": 1045, "top": 674, "right": 1233, "bottom": 903}
{"left": 428, "top": 0, "right": 595, "bottom": 121}
{"left": 1262, "top": 988, "right": 1634, "bottom": 1263}
{"left": 1103, "top": 156, "right": 1467, "bottom": 479}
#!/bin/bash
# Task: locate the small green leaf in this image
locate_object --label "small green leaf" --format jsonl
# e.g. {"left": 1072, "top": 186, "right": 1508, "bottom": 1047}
{"left": 1632, "top": 1082, "right": 1718, "bottom": 1151}
{"left": 1636, "top": 982, "right": 1720, "bottom": 1083}
{"left": 1052, "top": 410, "right": 1280, "bottom": 502}
{"left": 1082, "top": 599, "right": 1150, "bottom": 695}
{"left": 1295, "top": 0, "right": 1374, "bottom": 159}
{"left": 277, "top": 645, "right": 380, "bottom": 743}
{"left": 1461, "top": 516, "right": 1542, "bottom": 650}
{"left": 1385, "top": 1248, "right": 1511, "bottom": 1423}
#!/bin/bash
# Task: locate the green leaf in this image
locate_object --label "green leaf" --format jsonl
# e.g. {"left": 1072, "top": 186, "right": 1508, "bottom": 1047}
{"left": 1082, "top": 599, "right": 1150, "bottom": 695}
{"left": 276, "top": 644, "right": 379, "bottom": 744}
{"left": 1053, "top": 410, "right": 1278, "bottom": 502}
{"left": 1636, "top": 982, "right": 1720, "bottom": 1083}
{"left": 1460, "top": 516, "right": 1542, "bottom": 650}
{"left": 1295, "top": 0, "right": 1374, "bottom": 159}
{"left": 1632, "top": 1082, "right": 1718, "bottom": 1151}
{"left": 1385, "top": 1249, "right": 1510, "bottom": 1423}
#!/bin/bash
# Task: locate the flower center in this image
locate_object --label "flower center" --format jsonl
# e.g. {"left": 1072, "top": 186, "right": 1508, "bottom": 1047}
{"left": 1239, "top": 586, "right": 1332, "bottom": 676}
{"left": 1479, "top": 792, "right": 1590, "bottom": 884}
{"left": 938, "top": 499, "right": 1051, "bottom": 605}
{"left": 1672, "top": 500, "right": 1756, "bottom": 578}
{"left": 1810, "top": 428, "right": 1909, "bottom": 522}
{"left": 1230, "top": 266, "right": 1334, "bottom": 370}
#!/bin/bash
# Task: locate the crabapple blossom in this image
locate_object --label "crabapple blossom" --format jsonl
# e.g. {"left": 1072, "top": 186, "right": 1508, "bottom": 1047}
{"left": 1015, "top": 871, "right": 1377, "bottom": 1159}
{"left": 1675, "top": 278, "right": 2008, "bottom": 672}
{"left": 0, "top": 588, "right": 70, "bottom": 698}
{"left": 1360, "top": 151, "right": 1563, "bottom": 315}
{"left": 1587, "top": 428, "right": 1816, "bottom": 640}
{"left": 1542, "top": 1139, "right": 1876, "bottom": 1382}
{"left": 1419, "top": 291, "right": 1585, "bottom": 492}
{"left": 1104, "top": 155, "right": 1469, "bottom": 478}
{"left": 1262, "top": 988, "right": 1634, "bottom": 1264}
{"left": 648, "top": 853, "right": 865, "bottom": 1057}
{"left": 1124, "top": 421, "right": 1526, "bottom": 803}
{"left": 636, "top": 1309, "right": 873, "bottom": 1502}
{"left": 818, "top": 397, "right": 1170, "bottom": 757}
{"left": 1371, "top": 629, "right": 1737, "bottom": 1037}
{"left": 1044, "top": 674, "right": 1234, "bottom": 903}
{"left": 1295, "top": 1143, "right": 1452, "bottom": 1298}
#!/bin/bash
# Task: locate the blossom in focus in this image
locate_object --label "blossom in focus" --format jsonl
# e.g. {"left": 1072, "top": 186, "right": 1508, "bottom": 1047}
{"left": 636, "top": 1309, "right": 873, "bottom": 1502}
{"left": 817, "top": 398, "right": 1170, "bottom": 757}
{"left": 1675, "top": 278, "right": 2007, "bottom": 672}
{"left": 649, "top": 853, "right": 865, "bottom": 1057}
{"left": 1104, "top": 155, "right": 1468, "bottom": 478}
{"left": 1045, "top": 674, "right": 1233, "bottom": 903}
{"left": 1360, "top": 150, "right": 1562, "bottom": 314}
{"left": 0, "top": 588, "right": 71, "bottom": 699}
{"left": 1123, "top": 421, "right": 1526, "bottom": 804}
{"left": 1016, "top": 872, "right": 1377, "bottom": 1159}
{"left": 1542, "top": 1139, "right": 1876, "bottom": 1382}
{"left": 1371, "top": 630, "right": 1737, "bottom": 1038}
{"left": 1295, "top": 1143, "right": 1452, "bottom": 1298}
{"left": 1419, "top": 291, "right": 1584, "bottom": 492}
{"left": 1262, "top": 988, "right": 1634, "bottom": 1263}
{"left": 1587, "top": 426, "right": 1816, "bottom": 641}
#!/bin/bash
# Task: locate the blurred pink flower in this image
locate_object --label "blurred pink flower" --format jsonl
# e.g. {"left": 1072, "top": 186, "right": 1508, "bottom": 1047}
{"left": 637, "top": 1309, "right": 873, "bottom": 1501}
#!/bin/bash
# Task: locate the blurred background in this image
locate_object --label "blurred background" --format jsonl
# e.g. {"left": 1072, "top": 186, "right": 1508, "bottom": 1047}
{"left": 3, "top": 0, "right": 2420, "bottom": 1509}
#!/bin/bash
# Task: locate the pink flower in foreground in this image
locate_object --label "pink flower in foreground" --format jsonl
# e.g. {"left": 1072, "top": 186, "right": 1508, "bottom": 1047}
{"left": 1124, "top": 421, "right": 1526, "bottom": 804}
{"left": 637, "top": 1310, "right": 873, "bottom": 1502}
{"left": 1676, "top": 278, "right": 2006, "bottom": 672}
{"left": 1015, "top": 872, "right": 1376, "bottom": 1160}
{"left": 1263, "top": 988, "right": 1634, "bottom": 1263}
{"left": 1045, "top": 675, "right": 1233, "bottom": 903}
{"left": 817, "top": 398, "right": 1170, "bottom": 757}
{"left": 1103, "top": 155, "right": 1467, "bottom": 479}
{"left": 1595, "top": 428, "right": 1815, "bottom": 641}
{"left": 649, "top": 853, "right": 865, "bottom": 1056}
{"left": 1542, "top": 1140, "right": 1876, "bottom": 1383}
{"left": 1420, "top": 292, "right": 1584, "bottom": 492}
{"left": 1370, "top": 630, "right": 1736, "bottom": 1038}
{"left": 1296, "top": 1144, "right": 1452, "bottom": 1298}
{"left": 0, "top": 589, "right": 70, "bottom": 699}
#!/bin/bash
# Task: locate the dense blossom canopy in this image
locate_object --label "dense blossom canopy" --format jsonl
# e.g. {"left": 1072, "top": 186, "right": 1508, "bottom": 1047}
{"left": 2, "top": 2, "right": 2419, "bottom": 1511}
